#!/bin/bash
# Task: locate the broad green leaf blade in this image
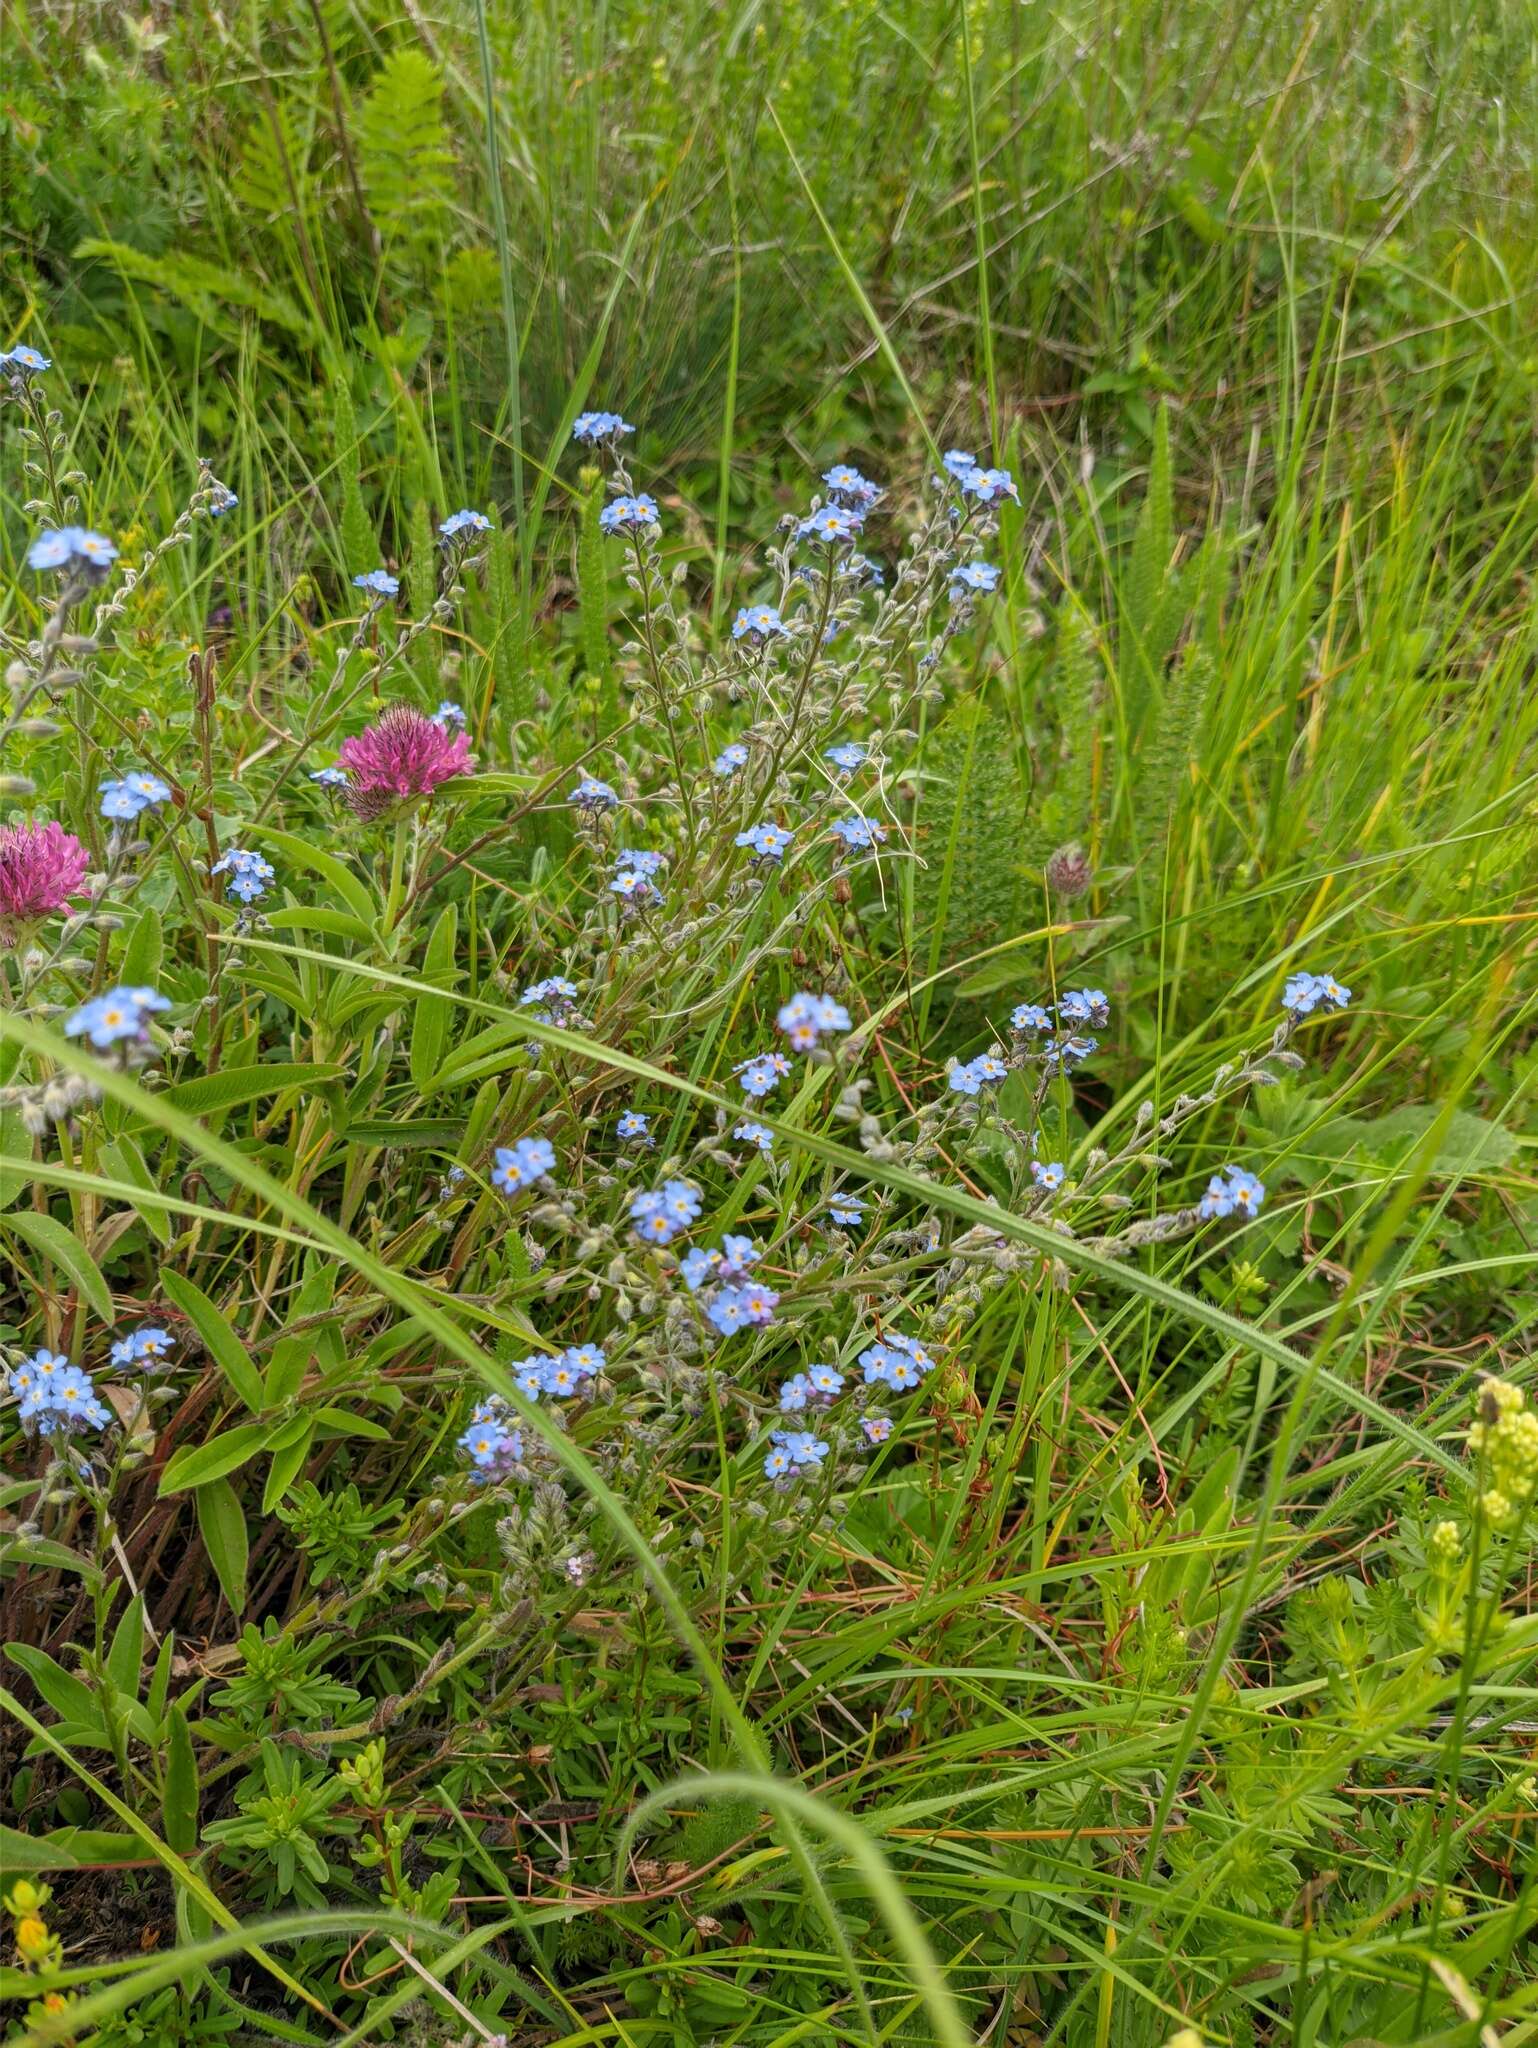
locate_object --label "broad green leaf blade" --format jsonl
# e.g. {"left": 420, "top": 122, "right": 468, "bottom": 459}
{"left": 261, "top": 1420, "right": 315, "bottom": 1513}
{"left": 4, "top": 1644, "right": 103, "bottom": 1732}
{"left": 118, "top": 905, "right": 163, "bottom": 987}
{"left": 158, "top": 1422, "right": 271, "bottom": 1495}
{"left": 98, "top": 1133, "right": 172, "bottom": 1244}
{"left": 264, "top": 1264, "right": 334, "bottom": 1405}
{"left": 409, "top": 899, "right": 459, "bottom": 1091}
{"left": 161, "top": 1063, "right": 348, "bottom": 1119}
{"left": 3, "top": 1209, "right": 115, "bottom": 1323}
{"left": 159, "top": 1271, "right": 265, "bottom": 1413}
{"left": 194, "top": 1476, "right": 249, "bottom": 1614}
{"left": 163, "top": 1702, "right": 200, "bottom": 1854}
{"left": 105, "top": 1593, "right": 145, "bottom": 1696}
{"left": 0, "top": 1823, "right": 142, "bottom": 1871}
{"left": 248, "top": 826, "right": 376, "bottom": 926}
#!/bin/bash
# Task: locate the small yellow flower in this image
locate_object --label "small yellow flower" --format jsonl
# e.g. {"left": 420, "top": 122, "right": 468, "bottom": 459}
{"left": 1468, "top": 1381, "right": 1538, "bottom": 1530}
{"left": 16, "top": 1913, "right": 54, "bottom": 1962}
{"left": 3, "top": 1880, "right": 44, "bottom": 1917}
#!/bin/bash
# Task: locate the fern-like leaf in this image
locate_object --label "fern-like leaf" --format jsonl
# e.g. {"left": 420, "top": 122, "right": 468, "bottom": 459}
{"left": 488, "top": 521, "right": 530, "bottom": 738}
{"left": 1137, "top": 641, "right": 1214, "bottom": 864}
{"left": 330, "top": 378, "right": 375, "bottom": 577}
{"left": 1021, "top": 604, "right": 1099, "bottom": 874}
{"left": 236, "top": 97, "right": 314, "bottom": 233}
{"left": 73, "top": 238, "right": 320, "bottom": 347}
{"left": 914, "top": 698, "right": 1028, "bottom": 986}
{"left": 355, "top": 50, "right": 455, "bottom": 266}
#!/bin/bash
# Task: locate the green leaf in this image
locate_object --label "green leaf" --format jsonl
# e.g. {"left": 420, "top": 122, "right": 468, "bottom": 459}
{"left": 74, "top": 237, "right": 323, "bottom": 346}
{"left": 1314, "top": 1105, "right": 1516, "bottom": 1177}
{"left": 250, "top": 828, "right": 375, "bottom": 926}
{"left": 456, "top": 770, "right": 540, "bottom": 797}
{"left": 3, "top": 1210, "right": 114, "bottom": 1323}
{"left": 231, "top": 962, "right": 309, "bottom": 1012}
{"left": 106, "top": 1594, "right": 145, "bottom": 1697}
{"left": 262, "top": 1421, "right": 315, "bottom": 1512}
{"left": 160, "top": 1272, "right": 265, "bottom": 1413}
{"left": 410, "top": 900, "right": 459, "bottom": 1091}
{"left": 263, "top": 906, "right": 379, "bottom": 948}
{"left": 0, "top": 1823, "right": 142, "bottom": 1871}
{"left": 345, "top": 1117, "right": 464, "bottom": 1148}
{"left": 158, "top": 1422, "right": 271, "bottom": 1495}
{"left": 161, "top": 1063, "right": 348, "bottom": 1119}
{"left": 0, "top": 1530, "right": 102, "bottom": 1584}
{"left": 1368, "top": 1104, "right": 1515, "bottom": 1175}
{"left": 955, "top": 954, "right": 1034, "bottom": 1000}
{"left": 0, "top": 1103, "right": 32, "bottom": 1211}
{"left": 98, "top": 1134, "right": 172, "bottom": 1244}
{"left": 146, "top": 1629, "right": 177, "bottom": 1724}
{"left": 311, "top": 1407, "right": 391, "bottom": 1441}
{"left": 118, "top": 906, "right": 164, "bottom": 988}
{"left": 5, "top": 1644, "right": 103, "bottom": 1732}
{"left": 264, "top": 1265, "right": 334, "bottom": 1405}
{"left": 195, "top": 1477, "right": 249, "bottom": 1614}
{"left": 163, "top": 1703, "right": 200, "bottom": 1854}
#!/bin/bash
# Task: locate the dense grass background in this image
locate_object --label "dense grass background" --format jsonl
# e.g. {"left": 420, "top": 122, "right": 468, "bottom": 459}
{"left": 3, "top": 0, "right": 1538, "bottom": 2043}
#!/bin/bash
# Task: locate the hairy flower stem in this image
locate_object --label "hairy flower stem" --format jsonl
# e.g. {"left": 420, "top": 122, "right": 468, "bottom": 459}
{"left": 627, "top": 531, "right": 697, "bottom": 849}
{"left": 384, "top": 817, "right": 411, "bottom": 932}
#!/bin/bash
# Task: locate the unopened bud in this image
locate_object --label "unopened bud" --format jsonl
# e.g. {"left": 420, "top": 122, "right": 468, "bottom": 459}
{"left": 0, "top": 775, "right": 37, "bottom": 798}
{"left": 11, "top": 718, "right": 61, "bottom": 740}
{"left": 1045, "top": 841, "right": 1093, "bottom": 899}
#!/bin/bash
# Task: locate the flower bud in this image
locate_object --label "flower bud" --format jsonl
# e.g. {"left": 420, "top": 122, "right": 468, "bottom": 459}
{"left": 1044, "top": 841, "right": 1093, "bottom": 898}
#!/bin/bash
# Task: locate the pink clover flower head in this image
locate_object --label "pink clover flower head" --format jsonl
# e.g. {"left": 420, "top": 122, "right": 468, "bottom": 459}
{"left": 336, "top": 704, "right": 473, "bottom": 819}
{"left": 0, "top": 819, "right": 89, "bottom": 943}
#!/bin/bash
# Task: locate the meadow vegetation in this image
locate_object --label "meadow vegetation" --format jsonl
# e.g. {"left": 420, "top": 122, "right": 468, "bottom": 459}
{"left": 2, "top": 0, "right": 1538, "bottom": 2042}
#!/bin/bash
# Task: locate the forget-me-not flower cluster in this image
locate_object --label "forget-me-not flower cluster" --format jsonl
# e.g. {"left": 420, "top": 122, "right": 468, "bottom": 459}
{"left": 1198, "top": 1166, "right": 1266, "bottom": 1220}
{"left": 735, "top": 821, "right": 794, "bottom": 863}
{"left": 775, "top": 990, "right": 851, "bottom": 1052}
{"left": 599, "top": 493, "right": 659, "bottom": 535}
{"left": 1283, "top": 970, "right": 1352, "bottom": 1016}
{"left": 492, "top": 1136, "right": 557, "bottom": 1196}
{"left": 211, "top": 848, "right": 275, "bottom": 905}
{"left": 5, "top": 1349, "right": 111, "bottom": 1437}
{"left": 100, "top": 771, "right": 171, "bottom": 822}
{"left": 572, "top": 411, "right": 634, "bottom": 445}
{"left": 630, "top": 1179, "right": 703, "bottom": 1245}
{"left": 65, "top": 985, "right": 170, "bottom": 1050}
{"left": 735, "top": 1050, "right": 791, "bottom": 1098}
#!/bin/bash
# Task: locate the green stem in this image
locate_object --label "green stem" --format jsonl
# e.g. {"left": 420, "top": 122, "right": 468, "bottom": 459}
{"left": 383, "top": 815, "right": 410, "bottom": 933}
